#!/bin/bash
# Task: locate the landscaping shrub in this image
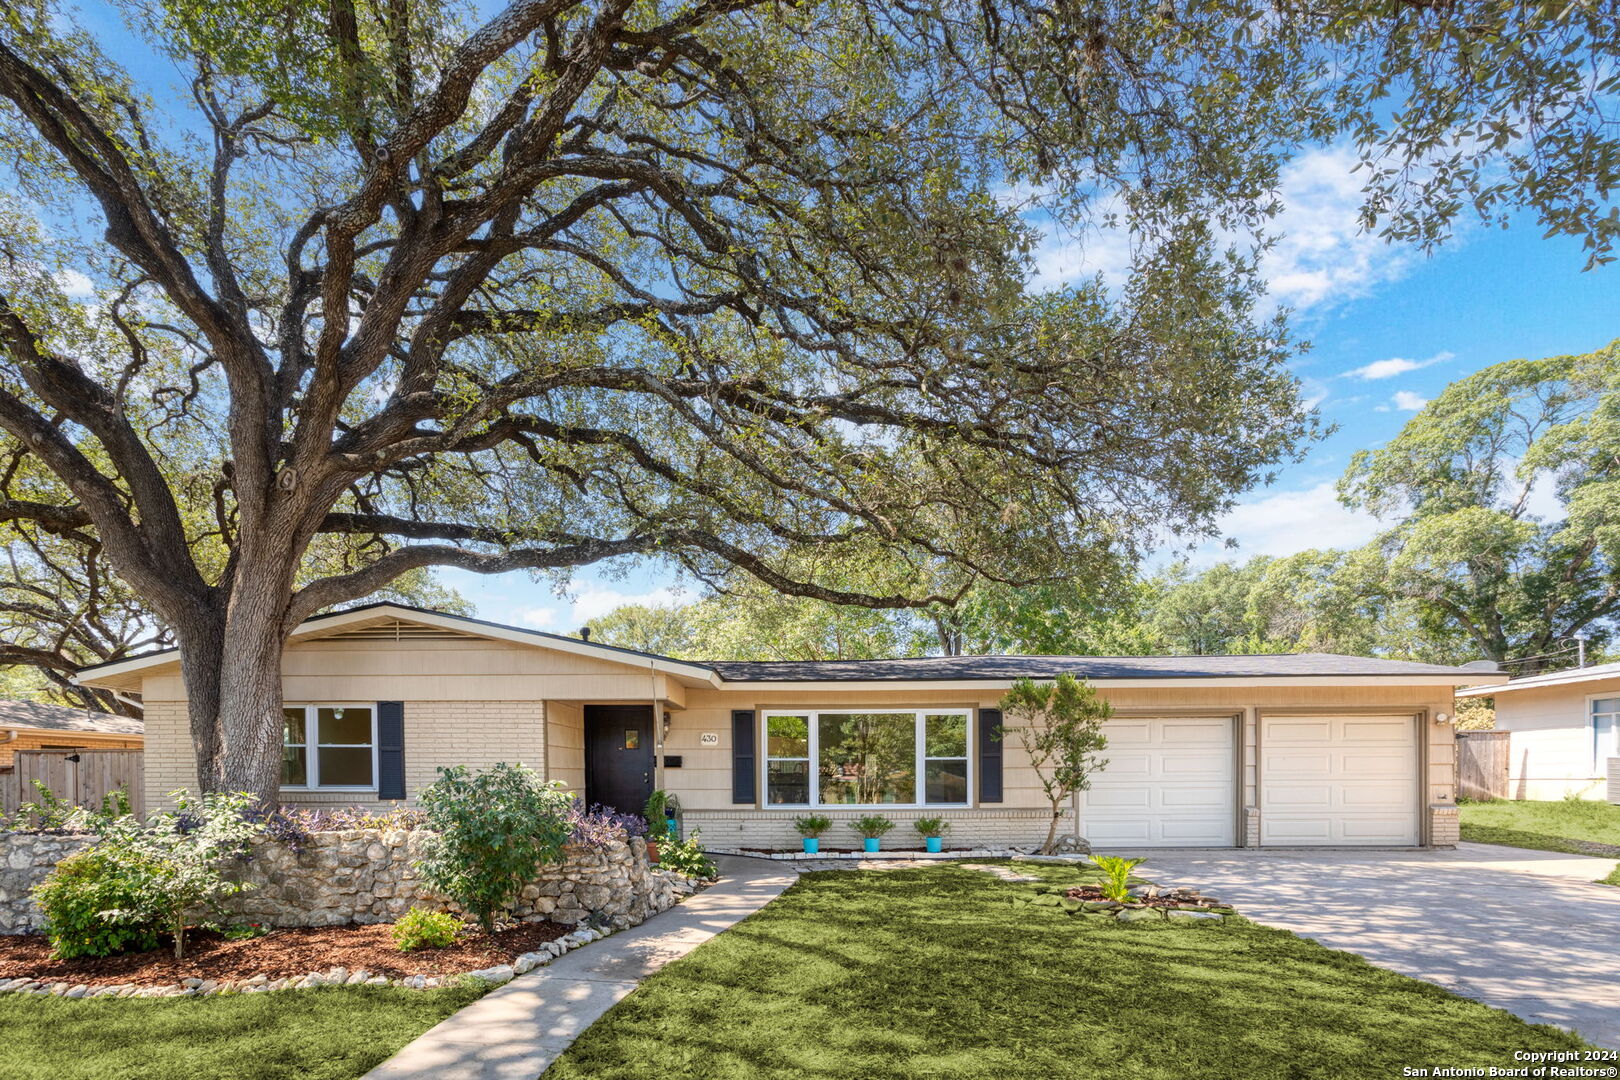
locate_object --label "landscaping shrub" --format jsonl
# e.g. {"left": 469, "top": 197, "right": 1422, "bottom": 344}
{"left": 566, "top": 798, "right": 647, "bottom": 845}
{"left": 33, "top": 790, "right": 261, "bottom": 959}
{"left": 32, "top": 847, "right": 164, "bottom": 959}
{"left": 1091, "top": 855, "right": 1145, "bottom": 902}
{"left": 793, "top": 814, "right": 832, "bottom": 839}
{"left": 850, "top": 815, "right": 895, "bottom": 840}
{"left": 392, "top": 907, "right": 463, "bottom": 951}
{"left": 912, "top": 817, "right": 950, "bottom": 840}
{"left": 416, "top": 763, "right": 573, "bottom": 932}
{"left": 656, "top": 830, "right": 717, "bottom": 879}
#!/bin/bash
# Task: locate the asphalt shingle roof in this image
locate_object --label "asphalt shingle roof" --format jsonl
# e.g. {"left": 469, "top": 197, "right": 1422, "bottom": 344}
{"left": 704, "top": 653, "right": 1497, "bottom": 682}
{"left": 0, "top": 700, "right": 143, "bottom": 736}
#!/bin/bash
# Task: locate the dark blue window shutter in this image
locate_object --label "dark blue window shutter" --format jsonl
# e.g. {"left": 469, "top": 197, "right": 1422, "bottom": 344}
{"left": 732, "top": 709, "right": 757, "bottom": 804}
{"left": 377, "top": 701, "right": 406, "bottom": 800}
{"left": 978, "top": 708, "right": 1003, "bottom": 804}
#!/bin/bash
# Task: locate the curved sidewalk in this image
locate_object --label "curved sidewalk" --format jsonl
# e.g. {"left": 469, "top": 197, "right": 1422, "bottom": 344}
{"left": 364, "top": 855, "right": 794, "bottom": 1080}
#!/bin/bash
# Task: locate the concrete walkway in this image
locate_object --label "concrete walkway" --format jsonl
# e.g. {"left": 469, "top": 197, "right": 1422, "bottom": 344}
{"left": 364, "top": 856, "right": 794, "bottom": 1080}
{"left": 1139, "top": 843, "right": 1620, "bottom": 1049}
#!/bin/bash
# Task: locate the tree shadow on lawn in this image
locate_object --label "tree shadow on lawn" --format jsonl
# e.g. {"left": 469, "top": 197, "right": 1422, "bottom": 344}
{"left": 546, "top": 865, "right": 1588, "bottom": 1080}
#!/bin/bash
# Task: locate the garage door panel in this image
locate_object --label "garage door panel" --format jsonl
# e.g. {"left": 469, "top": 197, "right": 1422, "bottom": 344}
{"left": 1087, "top": 786, "right": 1152, "bottom": 810}
{"left": 1261, "top": 714, "right": 1419, "bottom": 846}
{"left": 1338, "top": 749, "right": 1418, "bottom": 776}
{"left": 1162, "top": 719, "right": 1232, "bottom": 745}
{"left": 1342, "top": 719, "right": 1415, "bottom": 741}
{"left": 1265, "top": 720, "right": 1335, "bottom": 743}
{"left": 1083, "top": 716, "right": 1235, "bottom": 848}
{"left": 1264, "top": 750, "right": 1335, "bottom": 775}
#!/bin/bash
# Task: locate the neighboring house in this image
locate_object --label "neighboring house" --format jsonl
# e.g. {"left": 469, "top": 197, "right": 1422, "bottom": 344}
{"left": 76, "top": 603, "right": 1506, "bottom": 849}
{"left": 1456, "top": 664, "right": 1620, "bottom": 801}
{"left": 0, "top": 700, "right": 144, "bottom": 769}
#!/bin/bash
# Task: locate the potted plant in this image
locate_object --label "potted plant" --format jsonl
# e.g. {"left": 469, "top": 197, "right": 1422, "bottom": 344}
{"left": 794, "top": 814, "right": 832, "bottom": 854}
{"left": 644, "top": 790, "right": 671, "bottom": 861}
{"left": 851, "top": 814, "right": 895, "bottom": 853}
{"left": 913, "top": 816, "right": 950, "bottom": 854}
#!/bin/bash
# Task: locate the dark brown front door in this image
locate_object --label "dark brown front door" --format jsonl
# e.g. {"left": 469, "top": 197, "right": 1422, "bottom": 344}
{"left": 583, "top": 705, "right": 655, "bottom": 816}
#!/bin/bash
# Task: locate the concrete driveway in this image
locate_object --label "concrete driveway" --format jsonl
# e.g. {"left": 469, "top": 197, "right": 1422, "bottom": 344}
{"left": 1136, "top": 843, "right": 1620, "bottom": 1049}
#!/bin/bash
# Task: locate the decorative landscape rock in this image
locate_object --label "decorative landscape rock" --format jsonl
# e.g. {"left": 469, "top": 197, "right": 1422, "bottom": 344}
{"left": 1, "top": 829, "right": 687, "bottom": 934}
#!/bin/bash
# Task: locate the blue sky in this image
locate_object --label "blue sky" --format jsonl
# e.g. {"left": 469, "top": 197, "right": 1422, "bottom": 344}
{"left": 452, "top": 145, "right": 1618, "bottom": 631}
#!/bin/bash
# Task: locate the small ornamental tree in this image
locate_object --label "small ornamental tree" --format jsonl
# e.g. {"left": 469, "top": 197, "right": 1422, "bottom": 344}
{"left": 416, "top": 764, "right": 573, "bottom": 933}
{"left": 998, "top": 675, "right": 1112, "bottom": 854}
{"left": 35, "top": 790, "right": 261, "bottom": 959}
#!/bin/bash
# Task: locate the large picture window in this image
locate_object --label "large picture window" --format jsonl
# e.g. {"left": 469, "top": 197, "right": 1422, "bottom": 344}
{"left": 762, "top": 709, "right": 972, "bottom": 807}
{"left": 282, "top": 705, "right": 377, "bottom": 790}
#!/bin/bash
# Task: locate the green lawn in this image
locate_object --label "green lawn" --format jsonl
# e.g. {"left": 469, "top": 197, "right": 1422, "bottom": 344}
{"left": 0, "top": 983, "right": 485, "bottom": 1080}
{"left": 547, "top": 863, "right": 1591, "bottom": 1080}
{"left": 1460, "top": 798, "right": 1620, "bottom": 884}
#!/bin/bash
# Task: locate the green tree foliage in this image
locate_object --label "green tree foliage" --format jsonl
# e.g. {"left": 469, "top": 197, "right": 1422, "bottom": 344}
{"left": 416, "top": 764, "right": 573, "bottom": 933}
{"left": 1340, "top": 339, "right": 1620, "bottom": 672}
{"left": 999, "top": 675, "right": 1111, "bottom": 854}
{"left": 0, "top": 0, "right": 1613, "bottom": 799}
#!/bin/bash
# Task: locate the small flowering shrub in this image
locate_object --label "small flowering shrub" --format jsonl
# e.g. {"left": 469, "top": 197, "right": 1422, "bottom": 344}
{"left": 416, "top": 763, "right": 573, "bottom": 933}
{"left": 393, "top": 907, "right": 462, "bottom": 951}
{"left": 567, "top": 798, "right": 648, "bottom": 845}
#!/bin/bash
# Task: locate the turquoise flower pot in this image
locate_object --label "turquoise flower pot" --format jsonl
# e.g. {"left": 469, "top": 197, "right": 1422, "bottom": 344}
{"left": 802, "top": 837, "right": 820, "bottom": 854}
{"left": 863, "top": 837, "right": 880, "bottom": 853}
{"left": 925, "top": 837, "right": 943, "bottom": 853}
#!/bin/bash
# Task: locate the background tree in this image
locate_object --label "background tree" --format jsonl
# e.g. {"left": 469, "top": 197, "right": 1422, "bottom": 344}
{"left": 998, "top": 674, "right": 1111, "bottom": 854}
{"left": 1340, "top": 339, "right": 1620, "bottom": 673}
{"left": 0, "top": 0, "right": 1614, "bottom": 801}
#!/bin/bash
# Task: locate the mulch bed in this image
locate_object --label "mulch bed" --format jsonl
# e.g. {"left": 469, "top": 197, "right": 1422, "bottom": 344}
{"left": 0, "top": 920, "right": 572, "bottom": 986}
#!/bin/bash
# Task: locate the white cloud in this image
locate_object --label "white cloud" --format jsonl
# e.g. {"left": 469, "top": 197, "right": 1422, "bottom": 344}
{"left": 1343, "top": 350, "right": 1454, "bottom": 381}
{"left": 1260, "top": 147, "right": 1417, "bottom": 311}
{"left": 53, "top": 269, "right": 95, "bottom": 300}
{"left": 1195, "top": 481, "right": 1384, "bottom": 562}
{"left": 516, "top": 608, "right": 557, "bottom": 628}
{"left": 1392, "top": 390, "right": 1428, "bottom": 411}
{"left": 1019, "top": 146, "right": 1418, "bottom": 311}
{"left": 570, "top": 586, "right": 685, "bottom": 622}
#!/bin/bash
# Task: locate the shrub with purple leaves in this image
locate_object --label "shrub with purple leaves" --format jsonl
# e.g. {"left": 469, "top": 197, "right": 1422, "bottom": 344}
{"left": 566, "top": 797, "right": 648, "bottom": 846}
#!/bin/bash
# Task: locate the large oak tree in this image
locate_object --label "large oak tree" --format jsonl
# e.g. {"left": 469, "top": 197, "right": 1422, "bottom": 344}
{"left": 0, "top": 0, "right": 1614, "bottom": 802}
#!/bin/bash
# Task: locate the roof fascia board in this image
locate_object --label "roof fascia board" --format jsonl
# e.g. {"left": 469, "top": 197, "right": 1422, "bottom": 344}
{"left": 710, "top": 674, "right": 1505, "bottom": 692}
{"left": 77, "top": 604, "right": 720, "bottom": 688}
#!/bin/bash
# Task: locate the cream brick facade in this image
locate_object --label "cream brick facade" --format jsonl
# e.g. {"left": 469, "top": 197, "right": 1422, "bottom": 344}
{"left": 86, "top": 606, "right": 1487, "bottom": 846}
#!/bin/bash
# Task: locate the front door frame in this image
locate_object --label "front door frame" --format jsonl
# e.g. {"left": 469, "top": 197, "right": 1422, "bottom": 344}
{"left": 583, "top": 704, "right": 656, "bottom": 816}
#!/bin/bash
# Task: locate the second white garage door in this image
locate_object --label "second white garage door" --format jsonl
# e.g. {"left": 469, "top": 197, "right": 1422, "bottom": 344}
{"left": 1261, "top": 714, "right": 1420, "bottom": 845}
{"left": 1081, "top": 716, "right": 1236, "bottom": 847}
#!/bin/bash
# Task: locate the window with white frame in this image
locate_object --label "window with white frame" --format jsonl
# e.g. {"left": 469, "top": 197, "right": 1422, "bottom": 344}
{"left": 1592, "top": 697, "right": 1620, "bottom": 772}
{"left": 282, "top": 705, "right": 377, "bottom": 789}
{"left": 762, "top": 709, "right": 971, "bottom": 807}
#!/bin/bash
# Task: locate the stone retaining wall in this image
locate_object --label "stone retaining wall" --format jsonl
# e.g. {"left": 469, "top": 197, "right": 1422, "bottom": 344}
{"left": 0, "top": 829, "right": 678, "bottom": 935}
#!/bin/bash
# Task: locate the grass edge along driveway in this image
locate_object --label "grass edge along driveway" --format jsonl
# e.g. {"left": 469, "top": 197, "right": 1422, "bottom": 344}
{"left": 546, "top": 862, "right": 1592, "bottom": 1080}
{"left": 1459, "top": 798, "right": 1620, "bottom": 885}
{"left": 0, "top": 982, "right": 486, "bottom": 1080}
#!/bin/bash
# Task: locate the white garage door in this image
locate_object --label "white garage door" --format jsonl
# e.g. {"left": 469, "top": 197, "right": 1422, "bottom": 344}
{"left": 1081, "top": 716, "right": 1236, "bottom": 847}
{"left": 1261, "top": 714, "right": 1420, "bottom": 846}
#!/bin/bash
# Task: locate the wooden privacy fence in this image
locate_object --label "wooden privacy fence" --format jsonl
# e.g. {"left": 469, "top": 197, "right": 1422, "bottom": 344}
{"left": 1, "top": 749, "right": 143, "bottom": 818}
{"left": 1456, "top": 730, "right": 1510, "bottom": 801}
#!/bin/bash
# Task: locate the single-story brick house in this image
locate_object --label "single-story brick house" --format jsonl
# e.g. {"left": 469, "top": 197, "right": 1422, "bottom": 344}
{"left": 75, "top": 603, "right": 1506, "bottom": 849}
{"left": 1455, "top": 664, "right": 1620, "bottom": 802}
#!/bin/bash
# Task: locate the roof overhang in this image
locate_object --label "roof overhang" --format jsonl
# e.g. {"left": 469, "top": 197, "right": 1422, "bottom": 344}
{"left": 75, "top": 602, "right": 721, "bottom": 691}
{"left": 1456, "top": 664, "right": 1620, "bottom": 699}
{"left": 718, "top": 674, "right": 1502, "bottom": 692}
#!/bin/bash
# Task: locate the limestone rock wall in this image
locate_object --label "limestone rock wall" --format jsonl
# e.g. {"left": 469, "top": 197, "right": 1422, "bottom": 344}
{"left": 1, "top": 829, "right": 678, "bottom": 934}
